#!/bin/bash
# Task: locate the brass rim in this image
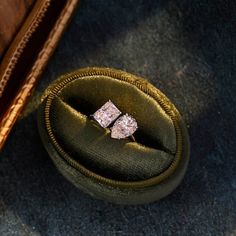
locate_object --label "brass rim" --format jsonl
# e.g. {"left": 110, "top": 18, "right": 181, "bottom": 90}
{"left": 43, "top": 67, "right": 184, "bottom": 188}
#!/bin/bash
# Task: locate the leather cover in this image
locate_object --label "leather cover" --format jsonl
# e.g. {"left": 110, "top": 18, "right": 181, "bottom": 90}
{"left": 0, "top": 0, "right": 35, "bottom": 57}
{"left": 0, "top": 0, "right": 79, "bottom": 149}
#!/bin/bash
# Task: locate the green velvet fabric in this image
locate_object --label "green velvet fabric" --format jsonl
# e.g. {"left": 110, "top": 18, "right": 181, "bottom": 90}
{"left": 59, "top": 75, "right": 176, "bottom": 152}
{"left": 37, "top": 68, "right": 190, "bottom": 203}
{"left": 50, "top": 97, "right": 173, "bottom": 181}
{"left": 47, "top": 73, "right": 176, "bottom": 181}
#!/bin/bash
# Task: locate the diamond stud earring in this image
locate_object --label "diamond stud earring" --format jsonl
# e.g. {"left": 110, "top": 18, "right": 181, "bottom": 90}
{"left": 110, "top": 114, "right": 138, "bottom": 139}
{"left": 92, "top": 100, "right": 122, "bottom": 128}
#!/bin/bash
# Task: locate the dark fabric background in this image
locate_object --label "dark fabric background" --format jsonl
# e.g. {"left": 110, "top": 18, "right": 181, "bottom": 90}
{"left": 1, "top": 0, "right": 236, "bottom": 235}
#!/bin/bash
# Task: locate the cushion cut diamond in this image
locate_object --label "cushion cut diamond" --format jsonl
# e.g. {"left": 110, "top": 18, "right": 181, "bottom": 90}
{"left": 111, "top": 114, "right": 138, "bottom": 139}
{"left": 93, "top": 100, "right": 122, "bottom": 128}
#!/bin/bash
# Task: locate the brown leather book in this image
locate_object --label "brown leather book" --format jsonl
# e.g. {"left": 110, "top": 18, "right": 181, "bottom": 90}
{"left": 0, "top": 0, "right": 79, "bottom": 149}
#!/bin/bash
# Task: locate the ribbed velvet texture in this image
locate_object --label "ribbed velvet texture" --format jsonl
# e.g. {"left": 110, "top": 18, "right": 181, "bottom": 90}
{"left": 48, "top": 74, "right": 176, "bottom": 181}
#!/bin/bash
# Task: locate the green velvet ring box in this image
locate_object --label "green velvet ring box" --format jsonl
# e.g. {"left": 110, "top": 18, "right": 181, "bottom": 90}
{"left": 37, "top": 67, "right": 190, "bottom": 204}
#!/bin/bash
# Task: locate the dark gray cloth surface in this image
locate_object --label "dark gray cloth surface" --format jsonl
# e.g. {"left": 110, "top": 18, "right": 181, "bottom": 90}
{"left": 0, "top": 0, "right": 236, "bottom": 235}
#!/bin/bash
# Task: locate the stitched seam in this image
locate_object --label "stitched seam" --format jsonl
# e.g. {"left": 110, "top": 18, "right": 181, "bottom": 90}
{"left": 0, "top": 0, "right": 51, "bottom": 96}
{"left": 0, "top": 0, "right": 78, "bottom": 148}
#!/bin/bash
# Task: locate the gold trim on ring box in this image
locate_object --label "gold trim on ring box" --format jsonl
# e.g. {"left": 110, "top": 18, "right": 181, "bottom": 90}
{"left": 43, "top": 67, "right": 184, "bottom": 189}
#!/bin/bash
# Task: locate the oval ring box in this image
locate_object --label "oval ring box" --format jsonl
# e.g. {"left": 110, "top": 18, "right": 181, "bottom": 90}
{"left": 38, "top": 67, "right": 190, "bottom": 204}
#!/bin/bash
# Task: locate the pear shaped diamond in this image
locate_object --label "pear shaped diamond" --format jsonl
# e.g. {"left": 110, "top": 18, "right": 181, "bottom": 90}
{"left": 111, "top": 114, "right": 138, "bottom": 139}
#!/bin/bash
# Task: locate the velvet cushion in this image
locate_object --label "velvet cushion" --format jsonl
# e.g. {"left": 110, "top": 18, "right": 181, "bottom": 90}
{"left": 38, "top": 67, "right": 190, "bottom": 204}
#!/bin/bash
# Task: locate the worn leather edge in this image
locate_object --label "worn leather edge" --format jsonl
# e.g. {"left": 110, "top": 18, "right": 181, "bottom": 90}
{"left": 0, "top": 0, "right": 79, "bottom": 150}
{"left": 0, "top": 0, "right": 49, "bottom": 96}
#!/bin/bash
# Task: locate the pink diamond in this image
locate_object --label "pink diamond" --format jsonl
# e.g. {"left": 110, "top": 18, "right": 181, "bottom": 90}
{"left": 111, "top": 114, "right": 138, "bottom": 139}
{"left": 93, "top": 100, "right": 122, "bottom": 128}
